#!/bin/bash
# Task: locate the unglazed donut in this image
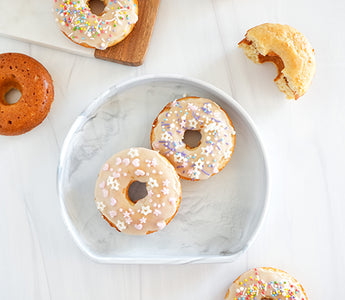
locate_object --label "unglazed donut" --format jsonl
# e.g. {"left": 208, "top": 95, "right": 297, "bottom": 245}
{"left": 239, "top": 23, "right": 316, "bottom": 100}
{"left": 151, "top": 97, "right": 236, "bottom": 181}
{"left": 225, "top": 267, "right": 308, "bottom": 300}
{"left": 94, "top": 147, "right": 182, "bottom": 235}
{"left": 0, "top": 53, "right": 54, "bottom": 136}
{"left": 54, "top": 0, "right": 138, "bottom": 50}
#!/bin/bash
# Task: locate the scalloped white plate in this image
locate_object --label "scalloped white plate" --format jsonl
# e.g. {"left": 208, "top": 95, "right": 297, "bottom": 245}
{"left": 57, "top": 74, "right": 269, "bottom": 264}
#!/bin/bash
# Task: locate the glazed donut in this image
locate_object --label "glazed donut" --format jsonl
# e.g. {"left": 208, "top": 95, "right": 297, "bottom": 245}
{"left": 239, "top": 23, "right": 316, "bottom": 100}
{"left": 54, "top": 0, "right": 138, "bottom": 50}
{"left": 225, "top": 267, "right": 308, "bottom": 300}
{"left": 0, "top": 53, "right": 54, "bottom": 136}
{"left": 151, "top": 97, "right": 236, "bottom": 181}
{"left": 94, "top": 147, "right": 182, "bottom": 235}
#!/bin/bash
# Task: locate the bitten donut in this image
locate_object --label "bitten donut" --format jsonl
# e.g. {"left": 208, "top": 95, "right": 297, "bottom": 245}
{"left": 0, "top": 53, "right": 54, "bottom": 136}
{"left": 225, "top": 267, "right": 308, "bottom": 300}
{"left": 54, "top": 0, "right": 138, "bottom": 50}
{"left": 239, "top": 23, "right": 316, "bottom": 100}
{"left": 94, "top": 147, "right": 182, "bottom": 235}
{"left": 151, "top": 97, "right": 236, "bottom": 181}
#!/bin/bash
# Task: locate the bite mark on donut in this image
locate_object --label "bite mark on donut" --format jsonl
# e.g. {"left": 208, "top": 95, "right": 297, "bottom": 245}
{"left": 258, "top": 52, "right": 284, "bottom": 80}
{"left": 239, "top": 34, "right": 307, "bottom": 100}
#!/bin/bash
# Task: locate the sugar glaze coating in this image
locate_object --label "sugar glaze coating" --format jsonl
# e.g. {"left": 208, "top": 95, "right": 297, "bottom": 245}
{"left": 94, "top": 148, "right": 181, "bottom": 235}
{"left": 151, "top": 97, "right": 236, "bottom": 180}
{"left": 225, "top": 267, "right": 308, "bottom": 300}
{"left": 54, "top": 0, "right": 138, "bottom": 49}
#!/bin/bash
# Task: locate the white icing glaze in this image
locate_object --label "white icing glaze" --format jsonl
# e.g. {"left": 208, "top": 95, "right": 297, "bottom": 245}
{"left": 225, "top": 268, "right": 308, "bottom": 300}
{"left": 94, "top": 148, "right": 181, "bottom": 235}
{"left": 53, "top": 0, "right": 138, "bottom": 49}
{"left": 151, "top": 97, "right": 236, "bottom": 180}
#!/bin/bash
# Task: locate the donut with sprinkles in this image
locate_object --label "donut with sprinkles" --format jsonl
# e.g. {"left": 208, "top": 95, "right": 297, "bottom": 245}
{"left": 94, "top": 148, "right": 182, "bottom": 235}
{"left": 151, "top": 97, "right": 236, "bottom": 181}
{"left": 53, "top": 0, "right": 138, "bottom": 50}
{"left": 225, "top": 267, "right": 308, "bottom": 300}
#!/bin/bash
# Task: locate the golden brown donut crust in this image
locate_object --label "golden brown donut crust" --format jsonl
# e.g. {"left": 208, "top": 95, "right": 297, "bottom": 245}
{"left": 239, "top": 23, "right": 316, "bottom": 100}
{"left": 0, "top": 53, "right": 54, "bottom": 136}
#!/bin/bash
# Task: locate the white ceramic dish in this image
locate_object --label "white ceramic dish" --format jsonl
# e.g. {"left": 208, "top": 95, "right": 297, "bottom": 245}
{"left": 57, "top": 74, "right": 269, "bottom": 264}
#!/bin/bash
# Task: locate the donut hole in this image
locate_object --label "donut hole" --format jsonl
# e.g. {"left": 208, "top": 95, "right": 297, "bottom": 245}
{"left": 183, "top": 130, "right": 202, "bottom": 149}
{"left": 127, "top": 181, "right": 148, "bottom": 204}
{"left": 4, "top": 88, "right": 22, "bottom": 105}
{"left": 88, "top": 0, "right": 106, "bottom": 16}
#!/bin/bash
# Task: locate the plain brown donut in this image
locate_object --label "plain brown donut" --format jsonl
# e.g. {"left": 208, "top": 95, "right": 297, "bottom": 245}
{"left": 0, "top": 53, "right": 54, "bottom": 136}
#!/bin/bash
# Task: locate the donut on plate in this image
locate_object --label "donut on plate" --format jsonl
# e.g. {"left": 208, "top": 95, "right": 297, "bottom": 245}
{"left": 0, "top": 53, "right": 54, "bottom": 136}
{"left": 54, "top": 0, "right": 138, "bottom": 50}
{"left": 151, "top": 97, "right": 236, "bottom": 181}
{"left": 94, "top": 147, "right": 182, "bottom": 235}
{"left": 225, "top": 267, "right": 308, "bottom": 300}
{"left": 239, "top": 23, "right": 316, "bottom": 100}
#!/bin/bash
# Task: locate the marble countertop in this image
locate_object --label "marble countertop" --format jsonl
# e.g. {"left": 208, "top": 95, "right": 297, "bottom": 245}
{"left": 0, "top": 0, "right": 344, "bottom": 299}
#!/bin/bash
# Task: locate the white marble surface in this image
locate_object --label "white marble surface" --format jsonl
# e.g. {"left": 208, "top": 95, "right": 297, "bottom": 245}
{"left": 0, "top": 0, "right": 344, "bottom": 299}
{"left": 0, "top": 0, "right": 93, "bottom": 57}
{"left": 57, "top": 75, "right": 268, "bottom": 263}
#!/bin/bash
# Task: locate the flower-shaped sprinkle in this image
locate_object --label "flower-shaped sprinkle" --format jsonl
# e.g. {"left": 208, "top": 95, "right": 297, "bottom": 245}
{"left": 141, "top": 206, "right": 152, "bottom": 216}
{"left": 194, "top": 159, "right": 204, "bottom": 170}
{"left": 175, "top": 152, "right": 187, "bottom": 163}
{"left": 148, "top": 178, "right": 159, "bottom": 188}
{"left": 161, "top": 187, "right": 169, "bottom": 195}
{"left": 188, "top": 103, "right": 198, "bottom": 111}
{"left": 189, "top": 119, "right": 198, "bottom": 128}
{"left": 125, "top": 217, "right": 133, "bottom": 225}
{"left": 116, "top": 220, "right": 126, "bottom": 231}
{"left": 161, "top": 132, "right": 173, "bottom": 142}
{"left": 128, "top": 148, "right": 139, "bottom": 158}
{"left": 153, "top": 209, "right": 161, "bottom": 216}
{"left": 107, "top": 176, "right": 120, "bottom": 191}
{"left": 97, "top": 201, "right": 105, "bottom": 212}
{"left": 123, "top": 211, "right": 131, "bottom": 218}
{"left": 204, "top": 122, "right": 218, "bottom": 133}
{"left": 201, "top": 145, "right": 213, "bottom": 156}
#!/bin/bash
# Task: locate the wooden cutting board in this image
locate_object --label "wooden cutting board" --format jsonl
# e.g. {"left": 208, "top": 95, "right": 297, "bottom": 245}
{"left": 95, "top": 0, "right": 160, "bottom": 66}
{"left": 0, "top": 0, "right": 160, "bottom": 66}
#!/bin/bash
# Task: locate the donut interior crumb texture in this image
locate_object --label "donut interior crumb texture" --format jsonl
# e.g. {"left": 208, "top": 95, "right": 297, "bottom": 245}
{"left": 0, "top": 53, "right": 54, "bottom": 136}
{"left": 238, "top": 23, "right": 316, "bottom": 100}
